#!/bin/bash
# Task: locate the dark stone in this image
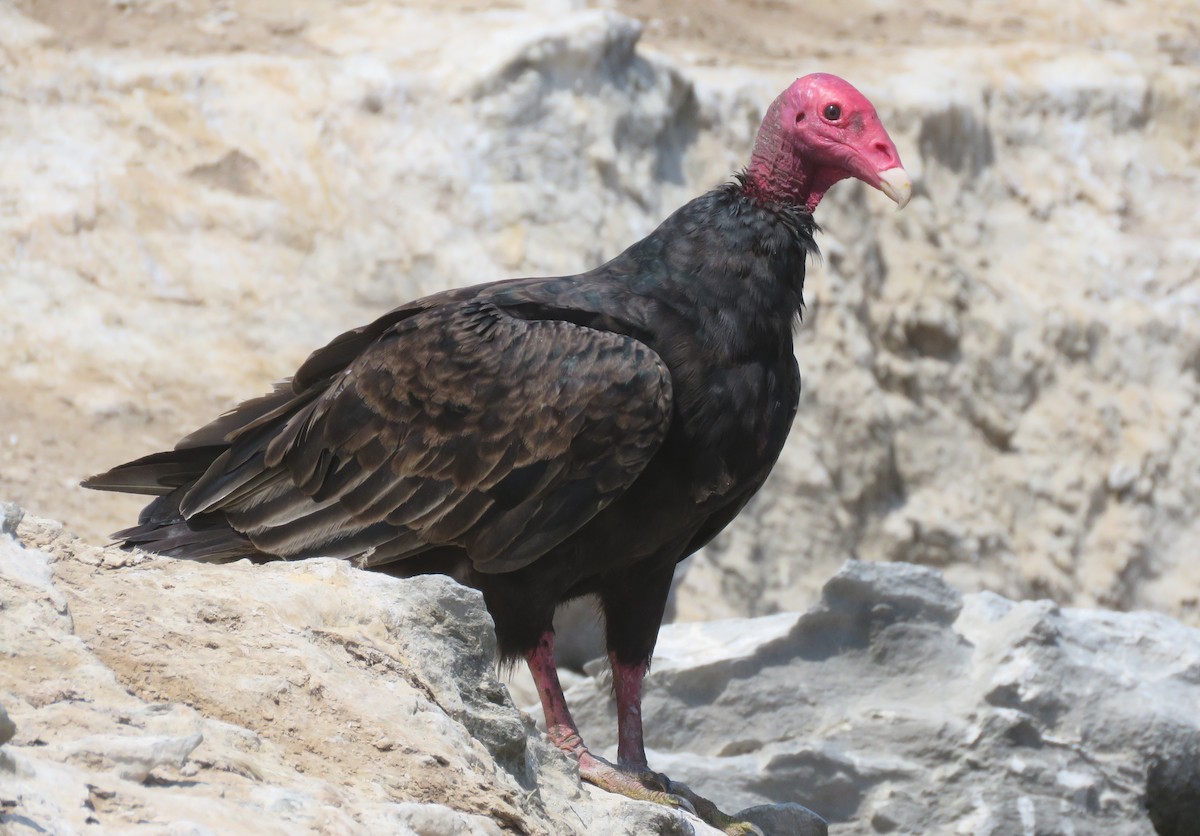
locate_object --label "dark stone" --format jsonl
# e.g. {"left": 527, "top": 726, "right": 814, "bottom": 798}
{"left": 737, "top": 802, "right": 828, "bottom": 836}
{"left": 1147, "top": 739, "right": 1200, "bottom": 836}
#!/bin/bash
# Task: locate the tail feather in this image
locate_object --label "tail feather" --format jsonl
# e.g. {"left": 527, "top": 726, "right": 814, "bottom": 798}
{"left": 81, "top": 305, "right": 429, "bottom": 564}
{"left": 82, "top": 389, "right": 304, "bottom": 559}
{"left": 116, "top": 516, "right": 257, "bottom": 562}
{"left": 82, "top": 446, "right": 227, "bottom": 496}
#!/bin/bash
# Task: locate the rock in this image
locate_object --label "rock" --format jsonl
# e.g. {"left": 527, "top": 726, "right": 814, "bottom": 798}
{"left": 3, "top": 0, "right": 1199, "bottom": 639}
{"left": 1146, "top": 738, "right": 1200, "bottom": 836}
{"left": 0, "top": 507, "right": 781, "bottom": 834}
{"left": 736, "top": 803, "right": 827, "bottom": 836}
{"left": 0, "top": 703, "right": 15, "bottom": 746}
{"left": 635, "top": 14, "right": 1200, "bottom": 631}
{"left": 568, "top": 560, "right": 1200, "bottom": 834}
{"left": 1, "top": 503, "right": 22, "bottom": 538}
{"left": 5, "top": 513, "right": 1199, "bottom": 834}
{"left": 386, "top": 803, "right": 506, "bottom": 836}
{"left": 64, "top": 732, "right": 203, "bottom": 783}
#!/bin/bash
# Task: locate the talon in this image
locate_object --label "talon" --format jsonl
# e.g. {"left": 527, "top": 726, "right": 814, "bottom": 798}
{"left": 670, "top": 793, "right": 698, "bottom": 816}
{"left": 631, "top": 766, "right": 671, "bottom": 793}
{"left": 659, "top": 778, "right": 763, "bottom": 835}
{"left": 578, "top": 752, "right": 679, "bottom": 807}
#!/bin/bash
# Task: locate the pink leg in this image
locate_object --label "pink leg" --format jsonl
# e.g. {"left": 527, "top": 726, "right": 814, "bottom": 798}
{"left": 525, "top": 632, "right": 681, "bottom": 804}
{"left": 526, "top": 631, "right": 587, "bottom": 758}
{"left": 525, "top": 632, "right": 759, "bottom": 835}
{"left": 610, "top": 653, "right": 650, "bottom": 768}
{"left": 609, "top": 651, "right": 762, "bottom": 836}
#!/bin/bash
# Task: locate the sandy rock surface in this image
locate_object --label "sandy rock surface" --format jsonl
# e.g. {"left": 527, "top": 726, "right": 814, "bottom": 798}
{"left": 5, "top": 510, "right": 1198, "bottom": 834}
{"left": 645, "top": 0, "right": 1200, "bottom": 625}
{"left": 1, "top": 507, "right": 745, "bottom": 835}
{"left": 2, "top": 0, "right": 1199, "bottom": 631}
{"left": 3, "top": 2, "right": 1200, "bottom": 830}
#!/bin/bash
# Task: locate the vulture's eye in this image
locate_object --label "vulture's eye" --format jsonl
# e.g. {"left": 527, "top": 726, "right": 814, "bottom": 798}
{"left": 823, "top": 103, "right": 841, "bottom": 121}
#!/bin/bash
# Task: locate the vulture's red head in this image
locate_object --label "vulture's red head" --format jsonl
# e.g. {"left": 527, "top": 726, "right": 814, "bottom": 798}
{"left": 746, "top": 73, "right": 911, "bottom": 213}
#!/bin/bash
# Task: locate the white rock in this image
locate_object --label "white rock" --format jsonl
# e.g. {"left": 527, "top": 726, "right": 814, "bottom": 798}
{"left": 3, "top": 0, "right": 1200, "bottom": 639}
{"left": 570, "top": 561, "right": 1200, "bottom": 834}
{"left": 0, "top": 508, "right": 795, "bottom": 834}
{"left": 386, "top": 802, "right": 506, "bottom": 836}
{"left": 63, "top": 732, "right": 203, "bottom": 783}
{"left": 0, "top": 703, "right": 15, "bottom": 747}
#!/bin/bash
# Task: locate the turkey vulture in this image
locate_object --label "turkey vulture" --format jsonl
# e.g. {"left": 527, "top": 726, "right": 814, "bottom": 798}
{"left": 85, "top": 73, "right": 909, "bottom": 832}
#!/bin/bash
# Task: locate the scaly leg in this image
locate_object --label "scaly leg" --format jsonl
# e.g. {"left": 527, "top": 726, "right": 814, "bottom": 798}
{"left": 525, "top": 631, "right": 691, "bottom": 810}
{"left": 612, "top": 653, "right": 650, "bottom": 768}
{"left": 609, "top": 651, "right": 763, "bottom": 836}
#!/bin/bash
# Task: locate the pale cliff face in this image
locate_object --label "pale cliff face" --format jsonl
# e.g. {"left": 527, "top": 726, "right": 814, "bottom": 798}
{"left": 2, "top": 1, "right": 1199, "bottom": 632}
{"left": 2, "top": 5, "right": 1199, "bottom": 833}
{"left": 5, "top": 512, "right": 1199, "bottom": 834}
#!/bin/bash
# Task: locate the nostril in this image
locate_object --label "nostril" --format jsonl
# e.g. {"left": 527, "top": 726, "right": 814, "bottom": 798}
{"left": 874, "top": 141, "right": 892, "bottom": 159}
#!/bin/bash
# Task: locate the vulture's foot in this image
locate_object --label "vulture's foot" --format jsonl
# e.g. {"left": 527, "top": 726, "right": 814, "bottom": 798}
{"left": 578, "top": 752, "right": 696, "bottom": 813}
{"left": 578, "top": 753, "right": 763, "bottom": 835}
{"left": 659, "top": 777, "right": 765, "bottom": 836}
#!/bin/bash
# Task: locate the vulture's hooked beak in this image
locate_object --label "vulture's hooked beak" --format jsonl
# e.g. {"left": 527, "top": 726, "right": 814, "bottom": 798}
{"left": 877, "top": 167, "right": 913, "bottom": 209}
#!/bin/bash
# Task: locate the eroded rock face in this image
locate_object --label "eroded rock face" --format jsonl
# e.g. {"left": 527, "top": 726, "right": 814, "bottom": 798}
{"left": 10, "top": 509, "right": 1188, "bottom": 834}
{"left": 3, "top": 1, "right": 1199, "bottom": 631}
{"left": 568, "top": 560, "right": 1200, "bottom": 834}
{"left": 0, "top": 510, "right": 742, "bottom": 835}
{"left": 3, "top": 4, "right": 1199, "bottom": 829}
{"left": 673, "top": 51, "right": 1200, "bottom": 626}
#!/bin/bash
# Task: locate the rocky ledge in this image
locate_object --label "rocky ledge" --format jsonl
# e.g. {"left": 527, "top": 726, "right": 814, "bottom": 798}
{"left": 0, "top": 504, "right": 818, "bottom": 835}
{"left": 3, "top": 503, "right": 1197, "bottom": 834}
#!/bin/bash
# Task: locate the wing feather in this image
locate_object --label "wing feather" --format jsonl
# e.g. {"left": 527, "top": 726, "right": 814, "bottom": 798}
{"left": 147, "top": 297, "right": 672, "bottom": 573}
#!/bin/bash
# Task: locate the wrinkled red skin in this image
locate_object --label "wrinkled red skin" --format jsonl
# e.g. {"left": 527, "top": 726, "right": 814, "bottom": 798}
{"left": 744, "top": 72, "right": 906, "bottom": 212}
{"left": 527, "top": 632, "right": 587, "bottom": 757}
{"left": 612, "top": 653, "right": 650, "bottom": 767}
{"left": 527, "top": 633, "right": 681, "bottom": 807}
{"left": 525, "top": 635, "right": 650, "bottom": 768}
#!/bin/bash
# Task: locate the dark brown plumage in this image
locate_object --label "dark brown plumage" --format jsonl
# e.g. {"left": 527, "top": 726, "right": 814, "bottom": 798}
{"left": 84, "top": 73, "right": 910, "bottom": 829}
{"left": 85, "top": 183, "right": 812, "bottom": 659}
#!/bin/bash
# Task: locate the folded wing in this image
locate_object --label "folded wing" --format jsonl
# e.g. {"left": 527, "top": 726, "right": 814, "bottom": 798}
{"left": 86, "top": 299, "right": 672, "bottom": 574}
